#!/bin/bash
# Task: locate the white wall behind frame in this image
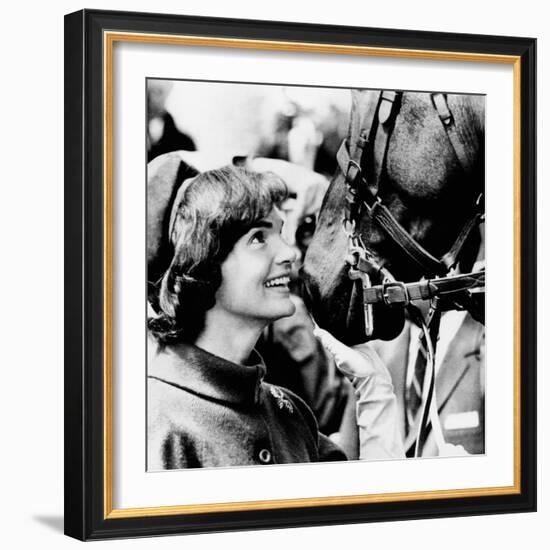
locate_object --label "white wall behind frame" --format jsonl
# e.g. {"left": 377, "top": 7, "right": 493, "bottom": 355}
{"left": 0, "top": 1, "right": 545, "bottom": 550}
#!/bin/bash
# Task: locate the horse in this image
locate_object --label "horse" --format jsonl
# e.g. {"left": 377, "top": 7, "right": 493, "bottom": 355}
{"left": 301, "top": 89, "right": 485, "bottom": 347}
{"left": 301, "top": 89, "right": 486, "bottom": 457}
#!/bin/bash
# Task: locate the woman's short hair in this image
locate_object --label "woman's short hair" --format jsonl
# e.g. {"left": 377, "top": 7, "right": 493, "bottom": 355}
{"left": 148, "top": 165, "right": 288, "bottom": 344}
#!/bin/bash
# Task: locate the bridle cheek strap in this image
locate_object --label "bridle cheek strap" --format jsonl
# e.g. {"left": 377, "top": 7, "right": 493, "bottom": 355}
{"left": 431, "top": 92, "right": 479, "bottom": 174}
{"left": 368, "top": 200, "right": 447, "bottom": 276}
{"left": 337, "top": 137, "right": 482, "bottom": 277}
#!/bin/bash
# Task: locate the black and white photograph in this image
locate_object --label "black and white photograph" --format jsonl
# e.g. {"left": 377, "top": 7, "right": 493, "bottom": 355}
{"left": 146, "top": 80, "right": 486, "bottom": 470}
{"left": 1, "top": 0, "right": 545, "bottom": 546}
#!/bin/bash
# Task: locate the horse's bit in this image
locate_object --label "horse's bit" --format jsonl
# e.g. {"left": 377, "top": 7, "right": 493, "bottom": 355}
{"left": 337, "top": 90, "right": 485, "bottom": 455}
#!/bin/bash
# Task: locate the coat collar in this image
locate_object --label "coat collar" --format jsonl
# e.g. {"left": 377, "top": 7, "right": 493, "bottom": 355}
{"left": 148, "top": 340, "right": 267, "bottom": 406}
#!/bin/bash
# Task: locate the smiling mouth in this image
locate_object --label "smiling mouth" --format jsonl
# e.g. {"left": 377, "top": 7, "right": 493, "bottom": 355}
{"left": 264, "top": 275, "right": 291, "bottom": 289}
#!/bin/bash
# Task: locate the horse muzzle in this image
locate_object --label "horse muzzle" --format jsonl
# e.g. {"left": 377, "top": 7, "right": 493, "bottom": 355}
{"left": 300, "top": 262, "right": 405, "bottom": 346}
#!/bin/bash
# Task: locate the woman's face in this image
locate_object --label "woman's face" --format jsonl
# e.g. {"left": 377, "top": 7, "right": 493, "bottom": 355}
{"left": 214, "top": 208, "right": 297, "bottom": 326}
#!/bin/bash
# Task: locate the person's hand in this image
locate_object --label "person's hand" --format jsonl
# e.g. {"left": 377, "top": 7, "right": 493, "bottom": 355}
{"left": 312, "top": 325, "right": 391, "bottom": 382}
{"left": 312, "top": 321, "right": 404, "bottom": 459}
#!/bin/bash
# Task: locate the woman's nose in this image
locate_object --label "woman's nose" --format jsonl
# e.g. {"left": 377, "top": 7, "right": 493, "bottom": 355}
{"left": 275, "top": 235, "right": 298, "bottom": 265}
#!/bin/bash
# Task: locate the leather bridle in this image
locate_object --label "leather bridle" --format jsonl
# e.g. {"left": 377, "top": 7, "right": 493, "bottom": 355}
{"left": 338, "top": 90, "right": 485, "bottom": 334}
{"left": 336, "top": 90, "right": 485, "bottom": 456}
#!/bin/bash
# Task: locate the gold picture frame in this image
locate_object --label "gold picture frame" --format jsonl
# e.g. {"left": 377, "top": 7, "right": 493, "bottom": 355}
{"left": 65, "top": 9, "right": 536, "bottom": 540}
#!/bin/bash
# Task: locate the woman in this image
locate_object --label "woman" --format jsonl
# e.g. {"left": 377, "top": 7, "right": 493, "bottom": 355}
{"left": 147, "top": 165, "right": 402, "bottom": 470}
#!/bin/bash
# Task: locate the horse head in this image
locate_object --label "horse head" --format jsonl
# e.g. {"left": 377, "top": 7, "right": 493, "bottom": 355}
{"left": 302, "top": 89, "right": 484, "bottom": 345}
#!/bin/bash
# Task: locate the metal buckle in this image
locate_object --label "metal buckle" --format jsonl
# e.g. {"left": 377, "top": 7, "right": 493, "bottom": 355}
{"left": 348, "top": 267, "right": 374, "bottom": 337}
{"left": 345, "top": 244, "right": 364, "bottom": 268}
{"left": 342, "top": 218, "right": 356, "bottom": 237}
{"left": 346, "top": 160, "right": 361, "bottom": 183}
{"left": 362, "top": 194, "right": 381, "bottom": 213}
{"left": 382, "top": 281, "right": 409, "bottom": 306}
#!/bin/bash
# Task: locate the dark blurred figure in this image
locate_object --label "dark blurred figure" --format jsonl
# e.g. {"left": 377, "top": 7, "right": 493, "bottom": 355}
{"left": 257, "top": 100, "right": 348, "bottom": 181}
{"left": 313, "top": 104, "right": 348, "bottom": 178}
{"left": 258, "top": 111, "right": 294, "bottom": 161}
{"left": 147, "top": 80, "right": 196, "bottom": 162}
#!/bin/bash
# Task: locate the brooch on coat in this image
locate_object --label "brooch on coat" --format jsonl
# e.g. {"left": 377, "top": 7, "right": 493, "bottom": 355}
{"left": 270, "top": 386, "right": 294, "bottom": 414}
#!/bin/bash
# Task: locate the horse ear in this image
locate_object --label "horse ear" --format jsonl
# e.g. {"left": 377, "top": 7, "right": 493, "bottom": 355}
{"left": 147, "top": 152, "right": 199, "bottom": 303}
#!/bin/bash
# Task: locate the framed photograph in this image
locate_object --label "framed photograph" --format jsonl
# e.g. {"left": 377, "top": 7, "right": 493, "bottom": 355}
{"left": 64, "top": 9, "right": 536, "bottom": 540}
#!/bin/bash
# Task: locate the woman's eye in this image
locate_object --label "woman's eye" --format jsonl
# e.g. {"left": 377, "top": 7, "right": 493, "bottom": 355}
{"left": 250, "top": 231, "right": 266, "bottom": 245}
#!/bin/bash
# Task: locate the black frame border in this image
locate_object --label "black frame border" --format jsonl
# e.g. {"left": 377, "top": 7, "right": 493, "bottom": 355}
{"left": 64, "top": 9, "right": 536, "bottom": 541}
